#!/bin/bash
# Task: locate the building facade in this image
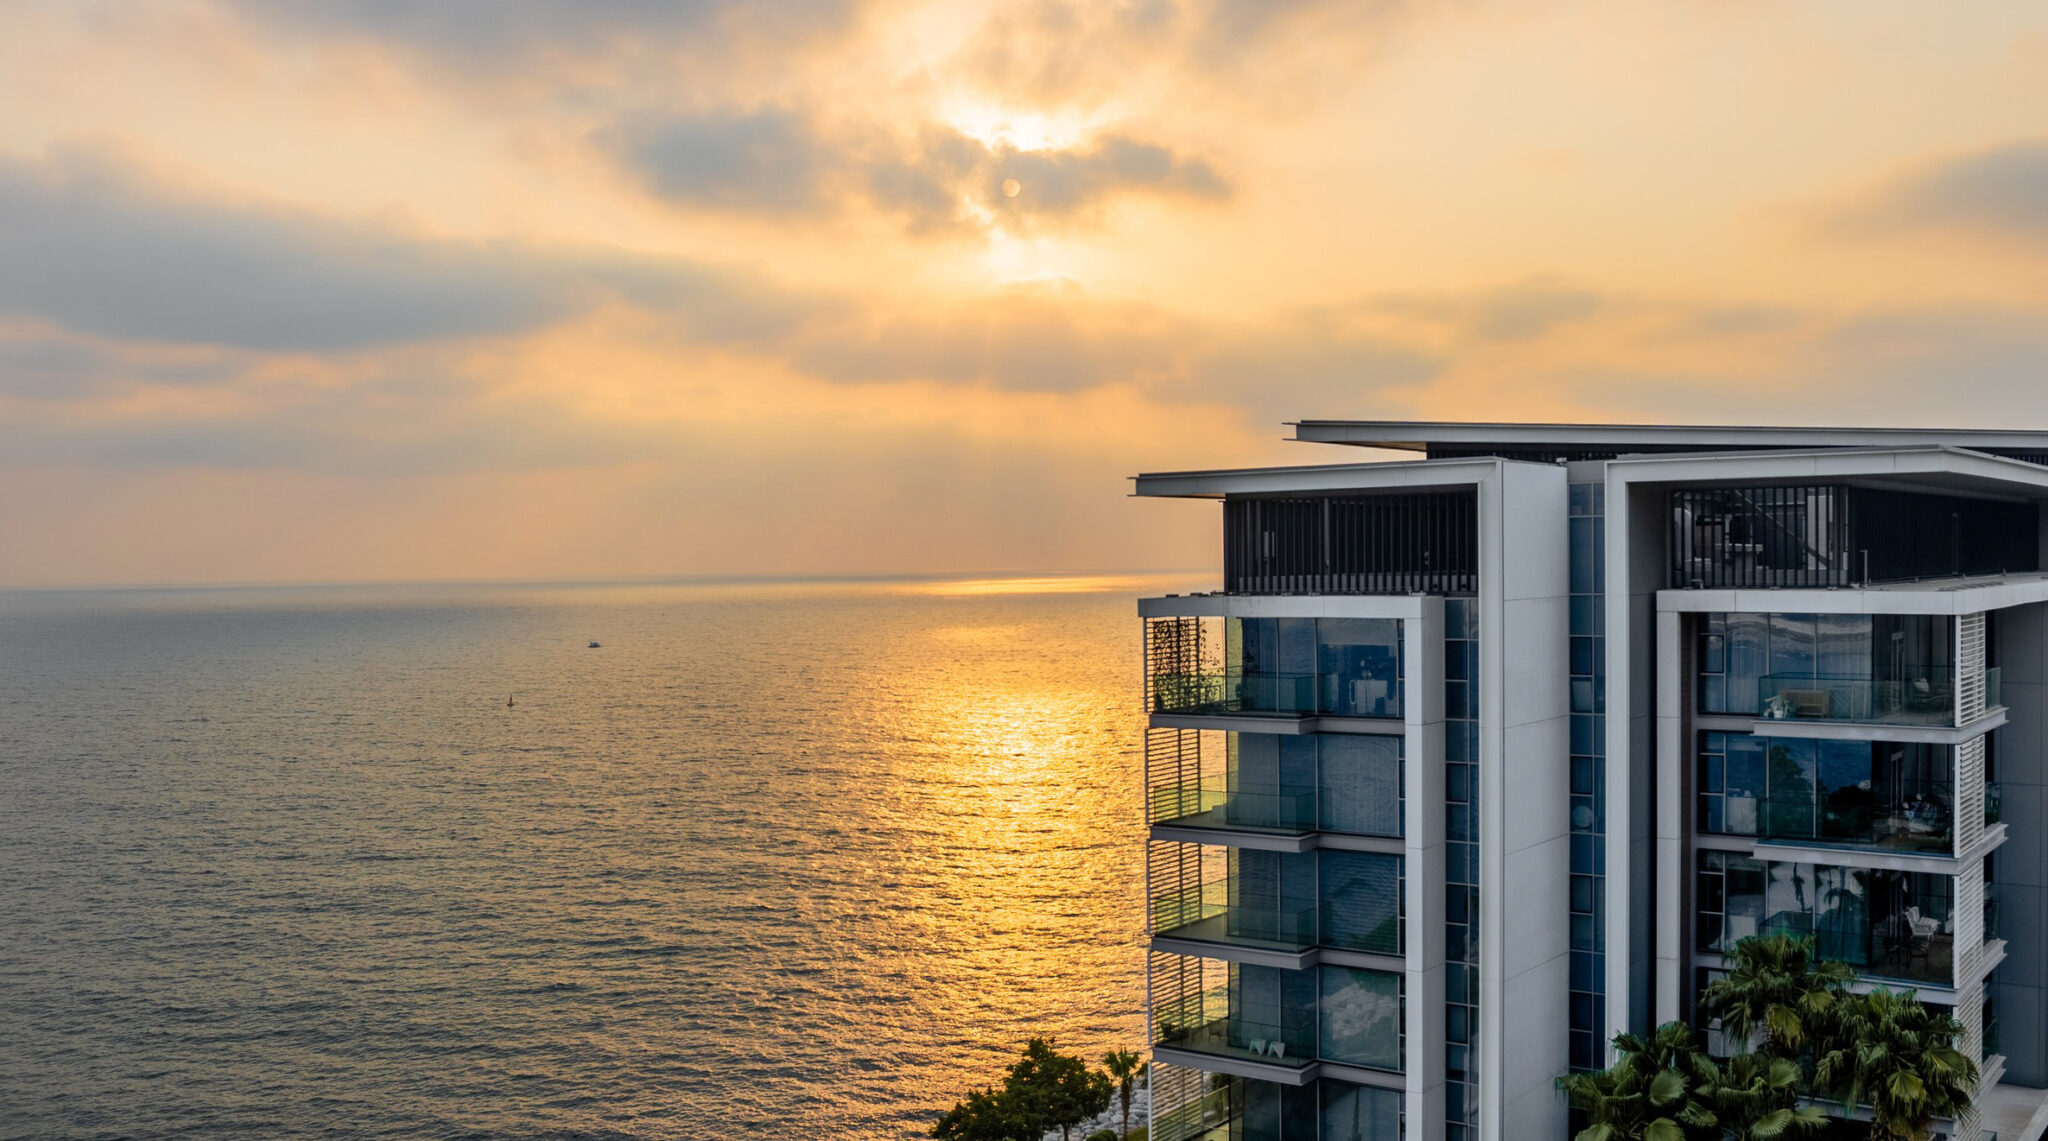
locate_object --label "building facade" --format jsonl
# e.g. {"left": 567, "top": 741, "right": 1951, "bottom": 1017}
{"left": 1135, "top": 423, "right": 2048, "bottom": 1141}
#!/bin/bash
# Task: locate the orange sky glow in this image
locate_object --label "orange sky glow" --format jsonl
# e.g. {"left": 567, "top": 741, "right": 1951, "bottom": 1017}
{"left": 5, "top": 2, "right": 2048, "bottom": 586}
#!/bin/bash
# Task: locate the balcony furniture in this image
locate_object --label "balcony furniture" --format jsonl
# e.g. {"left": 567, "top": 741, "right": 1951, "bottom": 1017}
{"left": 1782, "top": 689, "right": 1831, "bottom": 717}
{"left": 1903, "top": 679, "right": 1950, "bottom": 714}
{"left": 1352, "top": 679, "right": 1389, "bottom": 709}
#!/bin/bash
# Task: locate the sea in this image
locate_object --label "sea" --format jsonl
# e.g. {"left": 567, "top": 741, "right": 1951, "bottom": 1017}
{"left": 0, "top": 573, "right": 1202, "bottom": 1140}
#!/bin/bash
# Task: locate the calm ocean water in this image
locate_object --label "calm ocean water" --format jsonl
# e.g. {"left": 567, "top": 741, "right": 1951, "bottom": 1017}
{"left": 0, "top": 575, "right": 1198, "bottom": 1140}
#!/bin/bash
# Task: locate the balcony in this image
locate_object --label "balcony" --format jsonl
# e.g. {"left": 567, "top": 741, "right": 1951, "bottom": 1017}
{"left": 1152, "top": 882, "right": 1320, "bottom": 953}
{"left": 1151, "top": 857, "right": 1402, "bottom": 957}
{"left": 1670, "top": 484, "right": 2039, "bottom": 590}
{"left": 1153, "top": 671, "right": 1402, "bottom": 721}
{"left": 1160, "top": 1013, "right": 1316, "bottom": 1071}
{"left": 1703, "top": 855, "right": 1958, "bottom": 988}
{"left": 1153, "top": 782, "right": 1319, "bottom": 836}
{"left": 1155, "top": 671, "right": 1317, "bottom": 717}
{"left": 1730, "top": 910, "right": 1955, "bottom": 988}
{"left": 1755, "top": 669, "right": 1963, "bottom": 728}
{"left": 1742, "top": 794, "right": 1955, "bottom": 856}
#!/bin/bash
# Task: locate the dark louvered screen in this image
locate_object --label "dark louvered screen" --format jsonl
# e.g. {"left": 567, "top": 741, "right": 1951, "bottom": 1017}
{"left": 1224, "top": 491, "right": 1477, "bottom": 594}
{"left": 1671, "top": 484, "right": 2038, "bottom": 588}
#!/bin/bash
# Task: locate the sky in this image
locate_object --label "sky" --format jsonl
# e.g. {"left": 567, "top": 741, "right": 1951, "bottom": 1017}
{"left": 5, "top": 1, "right": 2048, "bottom": 587}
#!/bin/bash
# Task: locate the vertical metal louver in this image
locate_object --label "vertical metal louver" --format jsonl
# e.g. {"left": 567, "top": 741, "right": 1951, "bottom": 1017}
{"left": 1225, "top": 491, "right": 1477, "bottom": 594}
{"left": 1958, "top": 613, "right": 1987, "bottom": 723}
{"left": 1957, "top": 736, "right": 1987, "bottom": 853}
{"left": 1955, "top": 857, "right": 1986, "bottom": 989}
{"left": 1144, "top": 726, "right": 1208, "bottom": 824}
{"left": 1146, "top": 840, "right": 1207, "bottom": 933}
{"left": 1146, "top": 1058, "right": 1215, "bottom": 1141}
{"left": 1669, "top": 485, "right": 1851, "bottom": 589}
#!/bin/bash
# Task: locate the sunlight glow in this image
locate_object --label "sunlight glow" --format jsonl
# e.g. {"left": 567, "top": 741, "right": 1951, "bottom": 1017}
{"left": 943, "top": 104, "right": 1092, "bottom": 153}
{"left": 979, "top": 231, "right": 1079, "bottom": 285}
{"left": 913, "top": 574, "right": 1147, "bottom": 596}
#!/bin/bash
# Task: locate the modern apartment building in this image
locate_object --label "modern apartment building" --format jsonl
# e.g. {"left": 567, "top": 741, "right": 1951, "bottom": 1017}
{"left": 1135, "top": 423, "right": 2048, "bottom": 1141}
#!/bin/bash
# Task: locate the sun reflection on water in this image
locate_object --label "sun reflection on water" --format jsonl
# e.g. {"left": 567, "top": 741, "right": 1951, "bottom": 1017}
{"left": 0, "top": 574, "right": 1208, "bottom": 1139}
{"left": 910, "top": 573, "right": 1156, "bottom": 597}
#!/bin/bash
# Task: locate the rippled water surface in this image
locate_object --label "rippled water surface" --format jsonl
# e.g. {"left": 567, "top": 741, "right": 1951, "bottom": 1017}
{"left": 0, "top": 575, "right": 1196, "bottom": 1140}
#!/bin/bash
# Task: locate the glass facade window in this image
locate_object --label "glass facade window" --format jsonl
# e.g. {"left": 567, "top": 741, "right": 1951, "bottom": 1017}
{"left": 1316, "top": 736, "right": 1404, "bottom": 837}
{"left": 1152, "top": 847, "right": 1402, "bottom": 956}
{"left": 1196, "top": 1076, "right": 1403, "bottom": 1141}
{"left": 1154, "top": 959, "right": 1318, "bottom": 1066}
{"left": 1696, "top": 851, "right": 1956, "bottom": 985}
{"left": 1318, "top": 851, "right": 1403, "bottom": 955}
{"left": 1152, "top": 734, "right": 1403, "bottom": 838}
{"left": 1150, "top": 955, "right": 1405, "bottom": 1079}
{"left": 1223, "top": 849, "right": 1319, "bottom": 949}
{"left": 1698, "top": 733, "right": 1955, "bottom": 854}
{"left": 1242, "top": 1078, "right": 1320, "bottom": 1140}
{"left": 1443, "top": 596, "right": 1481, "bottom": 1139}
{"left": 1220, "top": 734, "right": 1320, "bottom": 834}
{"left": 1566, "top": 479, "right": 1607, "bottom": 1073}
{"left": 1227, "top": 617, "right": 1404, "bottom": 718}
{"left": 1318, "top": 966, "right": 1404, "bottom": 1071}
{"left": 1695, "top": 612, "right": 1959, "bottom": 726}
{"left": 1151, "top": 617, "right": 1405, "bottom": 720}
{"left": 1319, "top": 1079, "right": 1401, "bottom": 1141}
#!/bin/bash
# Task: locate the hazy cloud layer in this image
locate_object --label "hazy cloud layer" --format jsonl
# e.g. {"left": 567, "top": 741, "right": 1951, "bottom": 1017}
{"left": 602, "top": 107, "right": 1229, "bottom": 229}
{"left": 1844, "top": 139, "right": 2048, "bottom": 242}
{"left": 211, "top": 0, "right": 860, "bottom": 71}
{"left": 0, "top": 146, "right": 817, "bottom": 352}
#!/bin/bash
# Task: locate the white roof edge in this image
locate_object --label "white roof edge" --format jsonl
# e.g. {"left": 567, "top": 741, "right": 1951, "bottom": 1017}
{"left": 1131, "top": 455, "right": 1537, "bottom": 498}
{"left": 1290, "top": 420, "right": 2048, "bottom": 451}
{"left": 1606, "top": 444, "right": 2048, "bottom": 493}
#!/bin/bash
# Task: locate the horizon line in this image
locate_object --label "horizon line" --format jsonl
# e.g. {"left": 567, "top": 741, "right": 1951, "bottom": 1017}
{"left": 0, "top": 566, "right": 1217, "bottom": 596}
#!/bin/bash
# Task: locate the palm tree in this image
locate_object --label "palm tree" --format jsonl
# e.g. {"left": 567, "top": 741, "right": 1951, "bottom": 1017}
{"left": 1709, "top": 1052, "right": 1827, "bottom": 1141}
{"left": 1557, "top": 1022, "right": 1721, "bottom": 1141}
{"left": 1102, "top": 1050, "right": 1147, "bottom": 1140}
{"left": 1812, "top": 988, "right": 1977, "bottom": 1141}
{"left": 1700, "top": 934, "right": 1854, "bottom": 1058}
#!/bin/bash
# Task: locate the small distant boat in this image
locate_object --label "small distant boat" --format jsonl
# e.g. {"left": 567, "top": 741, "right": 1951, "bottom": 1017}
{"left": 588, "top": 641, "right": 602, "bottom": 649}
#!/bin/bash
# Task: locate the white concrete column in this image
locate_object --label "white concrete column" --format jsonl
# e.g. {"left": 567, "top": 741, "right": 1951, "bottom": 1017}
{"left": 1405, "top": 602, "right": 1447, "bottom": 1141}
{"left": 1487, "top": 464, "right": 1572, "bottom": 1141}
{"left": 1654, "top": 609, "right": 1684, "bottom": 1025}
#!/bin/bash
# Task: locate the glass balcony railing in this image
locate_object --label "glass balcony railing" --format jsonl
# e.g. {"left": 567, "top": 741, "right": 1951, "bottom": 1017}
{"left": 1154, "top": 671, "right": 1315, "bottom": 716}
{"left": 1152, "top": 671, "right": 1403, "bottom": 720}
{"left": 1987, "top": 666, "right": 2003, "bottom": 711}
{"left": 1151, "top": 883, "right": 1320, "bottom": 951}
{"left": 1985, "top": 885, "right": 2001, "bottom": 944}
{"left": 1743, "top": 795, "right": 1954, "bottom": 855}
{"left": 1151, "top": 783, "right": 1319, "bottom": 834}
{"left": 1987, "top": 782, "right": 2003, "bottom": 826}
{"left": 1755, "top": 669, "right": 1962, "bottom": 727}
{"left": 1158, "top": 1015, "right": 1315, "bottom": 1068}
{"left": 1742, "top": 911, "right": 1955, "bottom": 987}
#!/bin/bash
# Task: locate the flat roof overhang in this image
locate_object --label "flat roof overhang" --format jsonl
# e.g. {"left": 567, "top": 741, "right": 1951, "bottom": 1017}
{"left": 1291, "top": 420, "right": 2048, "bottom": 455}
{"left": 1131, "top": 456, "right": 1540, "bottom": 499}
{"left": 1601, "top": 444, "right": 2048, "bottom": 506}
